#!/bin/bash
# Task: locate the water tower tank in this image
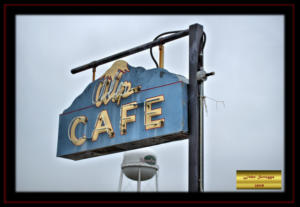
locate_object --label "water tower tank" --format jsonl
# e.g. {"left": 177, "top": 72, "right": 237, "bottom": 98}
{"left": 122, "top": 149, "right": 159, "bottom": 181}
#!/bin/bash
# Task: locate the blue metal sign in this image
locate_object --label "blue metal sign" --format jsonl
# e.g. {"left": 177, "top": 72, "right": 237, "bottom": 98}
{"left": 57, "top": 60, "right": 188, "bottom": 160}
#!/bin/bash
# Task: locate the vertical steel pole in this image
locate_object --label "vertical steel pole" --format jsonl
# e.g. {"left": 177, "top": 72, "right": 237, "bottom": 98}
{"left": 92, "top": 67, "right": 96, "bottom": 81}
{"left": 137, "top": 167, "right": 141, "bottom": 192}
{"left": 199, "top": 84, "right": 204, "bottom": 192}
{"left": 159, "top": 45, "right": 164, "bottom": 68}
{"left": 118, "top": 170, "right": 123, "bottom": 192}
{"left": 188, "top": 23, "right": 204, "bottom": 192}
{"left": 155, "top": 170, "right": 158, "bottom": 192}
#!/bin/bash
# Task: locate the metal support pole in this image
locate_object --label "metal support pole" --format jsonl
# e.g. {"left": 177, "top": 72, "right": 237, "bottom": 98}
{"left": 159, "top": 45, "right": 164, "bottom": 68}
{"left": 199, "top": 84, "right": 204, "bottom": 192}
{"left": 137, "top": 167, "right": 141, "bottom": 192}
{"left": 118, "top": 170, "right": 123, "bottom": 192}
{"left": 92, "top": 67, "right": 96, "bottom": 81}
{"left": 155, "top": 170, "right": 158, "bottom": 192}
{"left": 188, "top": 23, "right": 204, "bottom": 192}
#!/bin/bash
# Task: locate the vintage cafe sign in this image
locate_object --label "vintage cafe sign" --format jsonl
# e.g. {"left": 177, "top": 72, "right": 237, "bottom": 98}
{"left": 57, "top": 60, "right": 188, "bottom": 160}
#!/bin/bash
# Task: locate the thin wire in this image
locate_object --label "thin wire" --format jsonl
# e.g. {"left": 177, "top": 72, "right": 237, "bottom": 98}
{"left": 202, "top": 96, "right": 208, "bottom": 116}
{"left": 150, "top": 30, "right": 183, "bottom": 68}
{"left": 201, "top": 32, "right": 206, "bottom": 52}
{"left": 150, "top": 30, "right": 206, "bottom": 68}
{"left": 204, "top": 96, "right": 225, "bottom": 110}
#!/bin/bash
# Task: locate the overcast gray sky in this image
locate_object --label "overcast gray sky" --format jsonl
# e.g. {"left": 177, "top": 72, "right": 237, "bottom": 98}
{"left": 16, "top": 15, "right": 284, "bottom": 192}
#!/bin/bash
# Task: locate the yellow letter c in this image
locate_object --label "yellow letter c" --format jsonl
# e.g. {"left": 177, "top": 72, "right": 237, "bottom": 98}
{"left": 68, "top": 116, "right": 88, "bottom": 146}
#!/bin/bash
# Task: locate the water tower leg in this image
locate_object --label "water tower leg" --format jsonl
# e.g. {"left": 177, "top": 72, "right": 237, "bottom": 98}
{"left": 137, "top": 167, "right": 141, "bottom": 192}
{"left": 155, "top": 170, "right": 158, "bottom": 192}
{"left": 118, "top": 170, "right": 123, "bottom": 192}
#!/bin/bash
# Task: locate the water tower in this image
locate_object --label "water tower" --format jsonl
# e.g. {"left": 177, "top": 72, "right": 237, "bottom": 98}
{"left": 119, "top": 149, "right": 159, "bottom": 192}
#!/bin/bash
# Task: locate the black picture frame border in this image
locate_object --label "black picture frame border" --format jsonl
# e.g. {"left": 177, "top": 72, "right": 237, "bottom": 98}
{"left": 2, "top": 3, "right": 295, "bottom": 205}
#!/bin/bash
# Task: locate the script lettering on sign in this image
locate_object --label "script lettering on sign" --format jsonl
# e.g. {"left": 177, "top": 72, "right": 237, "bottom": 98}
{"left": 93, "top": 60, "right": 141, "bottom": 107}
